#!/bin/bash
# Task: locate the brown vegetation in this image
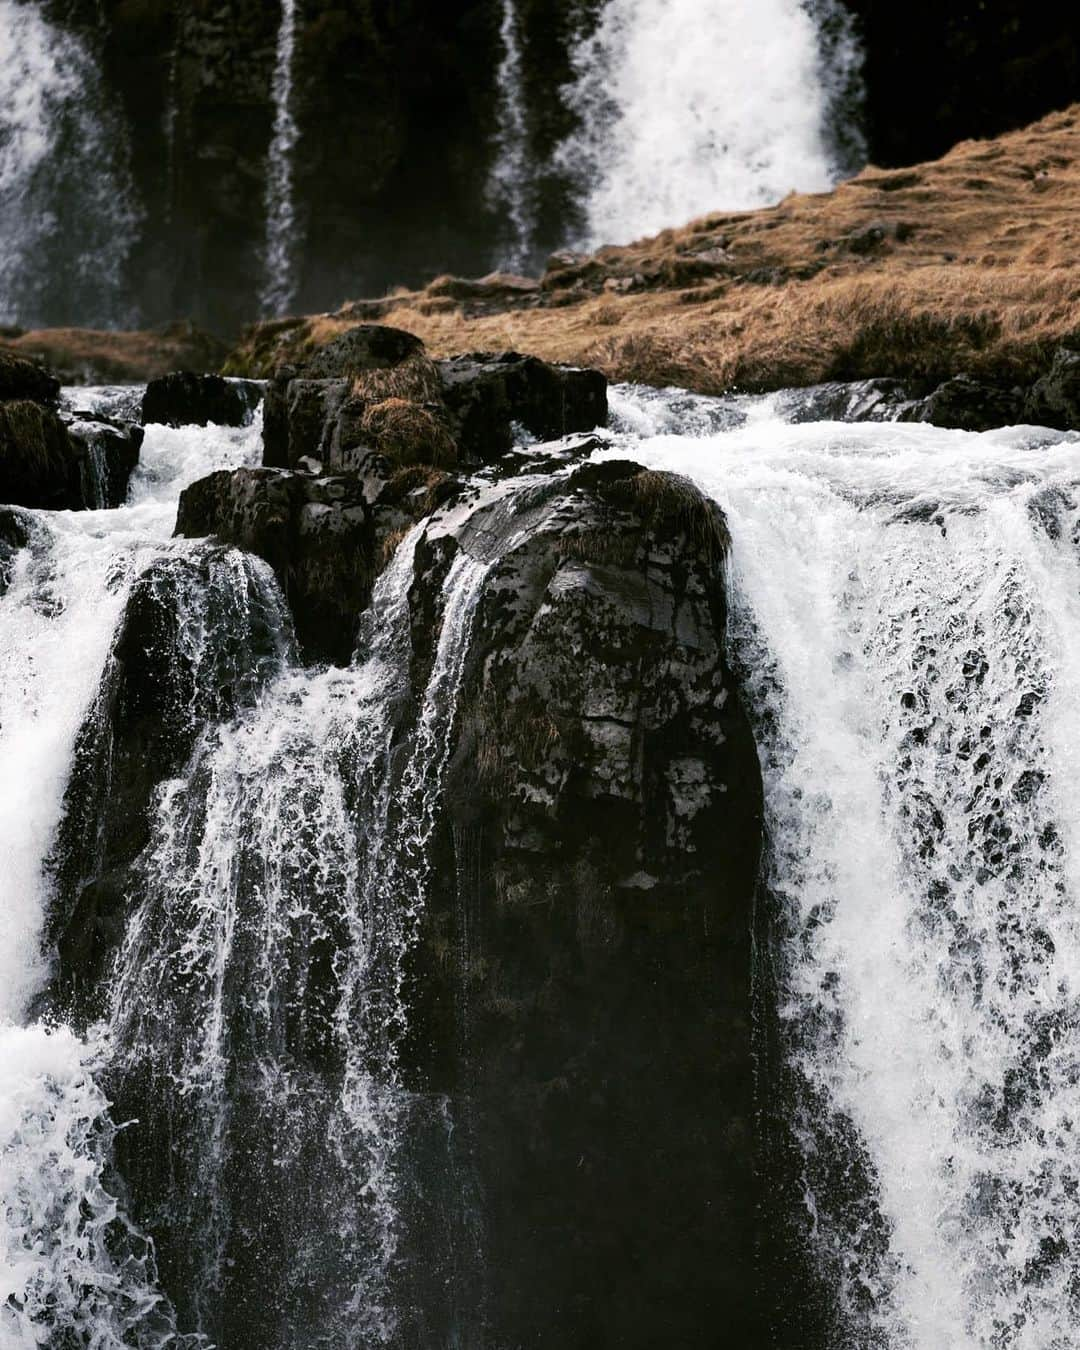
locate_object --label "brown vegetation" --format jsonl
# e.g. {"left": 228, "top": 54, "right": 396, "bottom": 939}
{"left": 2, "top": 322, "right": 228, "bottom": 385}
{"left": 228, "top": 106, "right": 1080, "bottom": 395}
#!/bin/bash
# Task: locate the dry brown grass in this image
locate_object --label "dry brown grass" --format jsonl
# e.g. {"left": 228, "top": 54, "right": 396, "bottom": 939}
{"left": 360, "top": 398, "right": 457, "bottom": 467}
{"left": 350, "top": 350, "right": 444, "bottom": 403}
{"left": 4, "top": 322, "right": 228, "bottom": 383}
{"left": 223, "top": 105, "right": 1080, "bottom": 394}
{"left": 608, "top": 471, "right": 731, "bottom": 564}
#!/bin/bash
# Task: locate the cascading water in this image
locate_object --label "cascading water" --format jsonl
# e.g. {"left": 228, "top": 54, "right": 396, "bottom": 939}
{"left": 0, "top": 397, "right": 264, "bottom": 1346}
{"left": 260, "top": 0, "right": 302, "bottom": 318}
{"left": 487, "top": 0, "right": 533, "bottom": 273}
{"left": 603, "top": 389, "right": 1080, "bottom": 1348}
{"left": 557, "top": 0, "right": 863, "bottom": 249}
{"left": 0, "top": 0, "right": 139, "bottom": 327}
{"left": 103, "top": 527, "right": 491, "bottom": 1345}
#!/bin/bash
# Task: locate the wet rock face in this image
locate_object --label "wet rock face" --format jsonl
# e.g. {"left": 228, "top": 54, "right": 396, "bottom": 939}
{"left": 0, "top": 508, "right": 30, "bottom": 595}
{"left": 1026, "top": 345, "right": 1080, "bottom": 430}
{"left": 48, "top": 547, "right": 293, "bottom": 1020}
{"left": 175, "top": 460, "right": 454, "bottom": 663}
{"left": 437, "top": 351, "right": 609, "bottom": 462}
{"left": 262, "top": 327, "right": 608, "bottom": 476}
{"left": 403, "top": 455, "right": 765, "bottom": 1345}
{"left": 141, "top": 372, "right": 263, "bottom": 428}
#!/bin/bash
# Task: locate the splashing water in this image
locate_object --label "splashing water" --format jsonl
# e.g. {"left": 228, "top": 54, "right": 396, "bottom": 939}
{"left": 0, "top": 0, "right": 140, "bottom": 326}
{"left": 0, "top": 396, "right": 264, "bottom": 1344}
{"left": 260, "top": 0, "right": 302, "bottom": 317}
{"left": 557, "top": 0, "right": 862, "bottom": 249}
{"left": 600, "top": 392, "right": 1080, "bottom": 1348}
{"left": 106, "top": 525, "right": 491, "bottom": 1344}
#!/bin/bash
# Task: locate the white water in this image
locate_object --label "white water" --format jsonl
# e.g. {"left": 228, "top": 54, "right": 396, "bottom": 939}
{"left": 488, "top": 0, "right": 533, "bottom": 272}
{"left": 0, "top": 0, "right": 139, "bottom": 326}
{"left": 0, "top": 399, "right": 263, "bottom": 1345}
{"left": 558, "top": 0, "right": 861, "bottom": 249}
{"left": 260, "top": 0, "right": 301, "bottom": 317}
{"left": 604, "top": 390, "right": 1080, "bottom": 1347}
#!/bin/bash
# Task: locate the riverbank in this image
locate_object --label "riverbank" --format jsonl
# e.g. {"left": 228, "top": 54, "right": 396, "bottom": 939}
{"left": 224, "top": 105, "right": 1079, "bottom": 397}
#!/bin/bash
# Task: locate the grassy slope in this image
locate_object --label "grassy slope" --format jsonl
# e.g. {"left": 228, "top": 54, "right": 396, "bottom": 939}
{"left": 228, "top": 105, "right": 1080, "bottom": 394}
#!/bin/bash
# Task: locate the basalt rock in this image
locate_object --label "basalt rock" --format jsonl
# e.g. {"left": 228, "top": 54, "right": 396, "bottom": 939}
{"left": 141, "top": 371, "right": 263, "bottom": 428}
{"left": 175, "top": 460, "right": 455, "bottom": 663}
{"left": 911, "top": 373, "right": 1026, "bottom": 431}
{"left": 263, "top": 329, "right": 608, "bottom": 476}
{"left": 400, "top": 452, "right": 764, "bottom": 1345}
{"left": 47, "top": 546, "right": 294, "bottom": 1019}
{"left": 0, "top": 348, "right": 60, "bottom": 404}
{"left": 1026, "top": 345, "right": 1080, "bottom": 430}
{"left": 436, "top": 351, "right": 608, "bottom": 462}
{"left": 0, "top": 396, "right": 144, "bottom": 511}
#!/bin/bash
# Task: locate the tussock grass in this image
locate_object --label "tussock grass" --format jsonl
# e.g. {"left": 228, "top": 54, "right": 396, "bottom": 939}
{"left": 224, "top": 106, "right": 1080, "bottom": 395}
{"left": 359, "top": 398, "right": 457, "bottom": 467}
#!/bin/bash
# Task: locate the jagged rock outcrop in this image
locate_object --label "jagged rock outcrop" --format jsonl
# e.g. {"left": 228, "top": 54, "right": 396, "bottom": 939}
{"left": 1026, "top": 345, "right": 1080, "bottom": 430}
{"left": 261, "top": 324, "right": 608, "bottom": 476}
{"left": 438, "top": 351, "right": 609, "bottom": 460}
{"left": 141, "top": 372, "right": 263, "bottom": 428}
{"left": 175, "top": 460, "right": 454, "bottom": 663}
{"left": 0, "top": 402, "right": 144, "bottom": 511}
{"left": 48, "top": 547, "right": 293, "bottom": 1017}
{"left": 399, "top": 452, "right": 764, "bottom": 1345}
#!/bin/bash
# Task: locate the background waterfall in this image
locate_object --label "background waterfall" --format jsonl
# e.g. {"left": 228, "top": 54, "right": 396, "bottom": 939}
{"left": 487, "top": 0, "right": 533, "bottom": 273}
{"left": 556, "top": 0, "right": 863, "bottom": 249}
{"left": 0, "top": 0, "right": 139, "bottom": 328}
{"left": 604, "top": 393, "right": 1080, "bottom": 1348}
{"left": 260, "top": 0, "right": 302, "bottom": 318}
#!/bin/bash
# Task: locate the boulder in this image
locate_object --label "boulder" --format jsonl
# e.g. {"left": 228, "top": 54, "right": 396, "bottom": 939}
{"left": 0, "top": 348, "right": 60, "bottom": 404}
{"left": 65, "top": 416, "right": 145, "bottom": 509}
{"left": 776, "top": 377, "right": 918, "bottom": 423}
{"left": 401, "top": 453, "right": 763, "bottom": 1345}
{"left": 176, "top": 463, "right": 454, "bottom": 663}
{"left": 0, "top": 401, "right": 143, "bottom": 511}
{"left": 0, "top": 402, "right": 85, "bottom": 509}
{"left": 141, "top": 372, "right": 263, "bottom": 428}
{"left": 48, "top": 547, "right": 295, "bottom": 1016}
{"left": 436, "top": 351, "right": 608, "bottom": 463}
{"left": 1026, "top": 346, "right": 1080, "bottom": 430}
{"left": 910, "top": 373, "right": 1025, "bottom": 431}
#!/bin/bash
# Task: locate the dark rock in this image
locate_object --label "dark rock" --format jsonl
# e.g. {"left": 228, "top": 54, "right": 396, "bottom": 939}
{"left": 175, "top": 463, "right": 453, "bottom": 663}
{"left": 65, "top": 416, "right": 145, "bottom": 509}
{"left": 0, "top": 507, "right": 30, "bottom": 595}
{"left": 776, "top": 377, "right": 919, "bottom": 423}
{"left": 0, "top": 399, "right": 144, "bottom": 511}
{"left": 437, "top": 352, "right": 608, "bottom": 463}
{"left": 402, "top": 456, "right": 763, "bottom": 1345}
{"left": 141, "top": 371, "right": 263, "bottom": 428}
{"left": 1026, "top": 346, "right": 1080, "bottom": 430}
{"left": 262, "top": 377, "right": 350, "bottom": 469}
{"left": 47, "top": 547, "right": 294, "bottom": 1018}
{"left": 908, "top": 374, "right": 1025, "bottom": 431}
{"left": 0, "top": 349, "right": 60, "bottom": 404}
{"left": 0, "top": 402, "right": 85, "bottom": 510}
{"left": 300, "top": 325, "right": 425, "bottom": 380}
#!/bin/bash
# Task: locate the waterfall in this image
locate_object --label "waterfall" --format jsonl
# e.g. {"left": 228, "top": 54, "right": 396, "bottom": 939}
{"left": 604, "top": 391, "right": 1080, "bottom": 1347}
{"left": 0, "top": 398, "right": 265, "bottom": 1345}
{"left": 0, "top": 0, "right": 140, "bottom": 327}
{"left": 557, "top": 0, "right": 863, "bottom": 249}
{"left": 260, "top": 0, "right": 302, "bottom": 318}
{"left": 487, "top": 0, "right": 534, "bottom": 273}
{"left": 100, "top": 525, "right": 490, "bottom": 1344}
